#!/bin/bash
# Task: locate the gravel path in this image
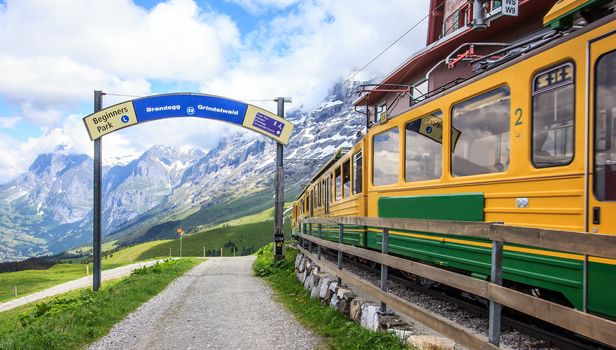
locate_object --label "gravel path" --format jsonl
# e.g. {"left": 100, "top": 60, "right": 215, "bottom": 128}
{"left": 88, "top": 256, "right": 322, "bottom": 350}
{"left": 0, "top": 260, "right": 162, "bottom": 313}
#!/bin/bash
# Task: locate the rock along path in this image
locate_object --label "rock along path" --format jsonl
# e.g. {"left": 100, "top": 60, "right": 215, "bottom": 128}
{"left": 0, "top": 260, "right": 162, "bottom": 313}
{"left": 88, "top": 256, "right": 322, "bottom": 350}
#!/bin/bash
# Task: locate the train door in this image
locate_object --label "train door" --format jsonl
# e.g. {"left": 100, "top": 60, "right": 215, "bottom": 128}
{"left": 588, "top": 33, "right": 616, "bottom": 234}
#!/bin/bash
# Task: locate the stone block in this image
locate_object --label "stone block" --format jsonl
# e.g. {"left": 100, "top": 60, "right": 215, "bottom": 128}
{"left": 349, "top": 297, "right": 365, "bottom": 322}
{"left": 294, "top": 253, "right": 303, "bottom": 269}
{"left": 338, "top": 298, "right": 352, "bottom": 316}
{"left": 388, "top": 329, "right": 413, "bottom": 343}
{"left": 303, "top": 273, "right": 314, "bottom": 289}
{"left": 336, "top": 287, "right": 355, "bottom": 300}
{"left": 317, "top": 276, "right": 332, "bottom": 299}
{"left": 407, "top": 336, "right": 456, "bottom": 350}
{"left": 322, "top": 281, "right": 337, "bottom": 304}
{"left": 298, "top": 257, "right": 306, "bottom": 272}
{"left": 360, "top": 304, "right": 380, "bottom": 331}
{"left": 330, "top": 295, "right": 340, "bottom": 309}
{"left": 296, "top": 271, "right": 306, "bottom": 284}
{"left": 379, "top": 315, "right": 407, "bottom": 331}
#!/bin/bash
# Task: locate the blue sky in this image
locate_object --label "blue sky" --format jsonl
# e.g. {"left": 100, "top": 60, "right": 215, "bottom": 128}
{"left": 0, "top": 0, "right": 428, "bottom": 182}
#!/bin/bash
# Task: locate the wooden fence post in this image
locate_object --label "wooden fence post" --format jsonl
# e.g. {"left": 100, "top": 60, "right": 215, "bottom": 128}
{"left": 489, "top": 240, "right": 504, "bottom": 346}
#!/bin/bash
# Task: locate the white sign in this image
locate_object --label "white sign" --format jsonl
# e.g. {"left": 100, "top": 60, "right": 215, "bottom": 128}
{"left": 502, "top": 0, "right": 518, "bottom": 16}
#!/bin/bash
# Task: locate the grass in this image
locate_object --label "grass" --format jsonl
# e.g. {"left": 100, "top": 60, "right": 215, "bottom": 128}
{"left": 0, "top": 240, "right": 170, "bottom": 304}
{"left": 253, "top": 244, "right": 409, "bottom": 350}
{"left": 0, "top": 258, "right": 200, "bottom": 350}
{"left": 103, "top": 240, "right": 171, "bottom": 265}
{"left": 0, "top": 263, "right": 120, "bottom": 304}
{"left": 136, "top": 221, "right": 291, "bottom": 260}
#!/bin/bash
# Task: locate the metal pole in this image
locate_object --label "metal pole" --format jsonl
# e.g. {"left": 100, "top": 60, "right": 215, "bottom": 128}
{"left": 317, "top": 224, "right": 322, "bottom": 260}
{"left": 488, "top": 240, "right": 504, "bottom": 346}
{"left": 93, "top": 90, "right": 103, "bottom": 292}
{"left": 380, "top": 228, "right": 389, "bottom": 314}
{"left": 273, "top": 97, "right": 287, "bottom": 261}
{"left": 337, "top": 223, "right": 344, "bottom": 285}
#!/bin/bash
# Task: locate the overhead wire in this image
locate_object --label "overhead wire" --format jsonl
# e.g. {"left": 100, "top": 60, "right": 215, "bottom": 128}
{"left": 302, "top": 3, "right": 441, "bottom": 120}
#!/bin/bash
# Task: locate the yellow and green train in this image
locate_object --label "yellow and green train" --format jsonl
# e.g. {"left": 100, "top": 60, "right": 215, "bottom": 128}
{"left": 292, "top": 7, "right": 616, "bottom": 319}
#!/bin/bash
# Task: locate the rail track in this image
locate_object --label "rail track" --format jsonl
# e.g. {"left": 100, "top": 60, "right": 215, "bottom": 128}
{"left": 307, "top": 244, "right": 614, "bottom": 350}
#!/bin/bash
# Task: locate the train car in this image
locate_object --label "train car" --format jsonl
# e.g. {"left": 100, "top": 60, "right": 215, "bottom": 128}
{"left": 292, "top": 0, "right": 616, "bottom": 319}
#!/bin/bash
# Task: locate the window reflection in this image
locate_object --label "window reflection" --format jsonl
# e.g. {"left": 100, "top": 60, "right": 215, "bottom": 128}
{"left": 373, "top": 128, "right": 399, "bottom": 186}
{"left": 532, "top": 63, "right": 575, "bottom": 167}
{"left": 594, "top": 51, "right": 616, "bottom": 201}
{"left": 451, "top": 86, "right": 510, "bottom": 176}
{"left": 406, "top": 111, "right": 443, "bottom": 181}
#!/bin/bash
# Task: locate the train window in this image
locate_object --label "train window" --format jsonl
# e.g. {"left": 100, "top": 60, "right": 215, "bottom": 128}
{"left": 594, "top": 51, "right": 616, "bottom": 201}
{"left": 451, "top": 86, "right": 510, "bottom": 176}
{"left": 405, "top": 111, "right": 443, "bottom": 182}
{"left": 532, "top": 63, "right": 575, "bottom": 168}
{"left": 342, "top": 160, "right": 351, "bottom": 198}
{"left": 335, "top": 167, "right": 342, "bottom": 201}
{"left": 373, "top": 128, "right": 400, "bottom": 186}
{"left": 353, "top": 151, "right": 363, "bottom": 194}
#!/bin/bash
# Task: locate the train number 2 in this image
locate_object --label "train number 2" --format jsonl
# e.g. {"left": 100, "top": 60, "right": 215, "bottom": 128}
{"left": 514, "top": 108, "right": 523, "bottom": 126}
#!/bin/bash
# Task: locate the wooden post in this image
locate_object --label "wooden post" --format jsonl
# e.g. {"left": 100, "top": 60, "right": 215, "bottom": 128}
{"left": 489, "top": 240, "right": 504, "bottom": 346}
{"left": 203, "top": 246, "right": 206, "bottom": 258}
{"left": 309, "top": 223, "right": 313, "bottom": 251}
{"left": 337, "top": 223, "right": 344, "bottom": 285}
{"left": 317, "top": 224, "right": 322, "bottom": 260}
{"left": 380, "top": 228, "right": 389, "bottom": 314}
{"left": 220, "top": 247, "right": 223, "bottom": 257}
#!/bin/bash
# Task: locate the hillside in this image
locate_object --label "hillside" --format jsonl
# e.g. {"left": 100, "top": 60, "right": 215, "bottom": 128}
{"left": 0, "top": 79, "right": 364, "bottom": 262}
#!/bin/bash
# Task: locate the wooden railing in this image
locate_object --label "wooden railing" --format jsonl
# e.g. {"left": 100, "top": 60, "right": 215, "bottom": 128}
{"left": 297, "top": 217, "right": 616, "bottom": 349}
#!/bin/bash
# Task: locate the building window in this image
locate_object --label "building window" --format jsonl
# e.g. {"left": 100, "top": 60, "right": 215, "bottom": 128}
{"left": 405, "top": 111, "right": 443, "bottom": 182}
{"left": 452, "top": 86, "right": 510, "bottom": 176}
{"left": 411, "top": 79, "right": 428, "bottom": 104}
{"left": 532, "top": 62, "right": 575, "bottom": 168}
{"left": 373, "top": 128, "right": 400, "bottom": 186}
{"left": 376, "top": 103, "right": 387, "bottom": 123}
{"left": 594, "top": 51, "right": 616, "bottom": 201}
{"left": 335, "top": 167, "right": 342, "bottom": 201}
{"left": 353, "top": 151, "right": 363, "bottom": 195}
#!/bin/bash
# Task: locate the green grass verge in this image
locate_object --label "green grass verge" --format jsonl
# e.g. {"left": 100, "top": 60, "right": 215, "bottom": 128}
{"left": 136, "top": 221, "right": 291, "bottom": 260}
{"left": 0, "top": 263, "right": 121, "bottom": 304}
{"left": 0, "top": 258, "right": 200, "bottom": 350}
{"left": 0, "top": 240, "right": 173, "bottom": 304}
{"left": 253, "top": 244, "right": 408, "bottom": 350}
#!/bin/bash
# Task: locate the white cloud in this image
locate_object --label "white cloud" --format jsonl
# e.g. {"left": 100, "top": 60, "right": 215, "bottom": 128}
{"left": 202, "top": 0, "right": 429, "bottom": 110}
{"left": 0, "top": 0, "right": 430, "bottom": 182}
{"left": 0, "top": 116, "right": 20, "bottom": 129}
{"left": 0, "top": 0, "right": 240, "bottom": 124}
{"left": 225, "top": 0, "right": 301, "bottom": 14}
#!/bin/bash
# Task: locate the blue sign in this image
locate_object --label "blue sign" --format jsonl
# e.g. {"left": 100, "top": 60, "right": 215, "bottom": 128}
{"left": 83, "top": 93, "right": 294, "bottom": 144}
{"left": 132, "top": 94, "right": 248, "bottom": 125}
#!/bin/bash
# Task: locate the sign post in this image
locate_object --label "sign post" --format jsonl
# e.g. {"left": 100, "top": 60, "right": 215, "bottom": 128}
{"left": 93, "top": 90, "right": 103, "bottom": 292}
{"left": 83, "top": 92, "right": 294, "bottom": 291}
{"left": 177, "top": 227, "right": 184, "bottom": 257}
{"left": 274, "top": 97, "right": 290, "bottom": 262}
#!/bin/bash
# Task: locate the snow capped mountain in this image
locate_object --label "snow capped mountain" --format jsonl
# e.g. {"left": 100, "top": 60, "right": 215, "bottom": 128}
{"left": 0, "top": 79, "right": 367, "bottom": 261}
